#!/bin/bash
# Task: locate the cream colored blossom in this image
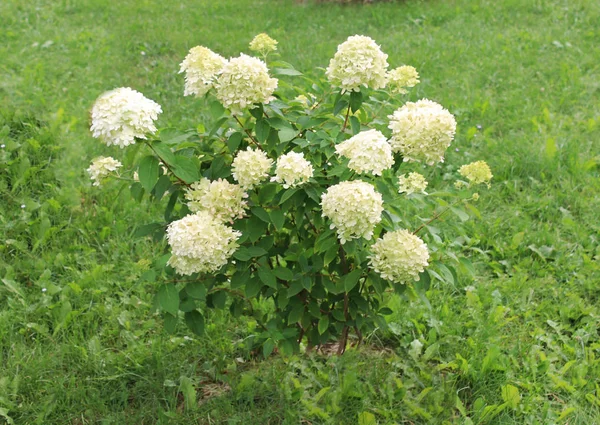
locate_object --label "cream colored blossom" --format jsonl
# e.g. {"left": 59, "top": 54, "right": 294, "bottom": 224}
{"left": 458, "top": 161, "right": 493, "bottom": 186}
{"left": 232, "top": 147, "right": 273, "bottom": 189}
{"left": 179, "top": 46, "right": 227, "bottom": 97}
{"left": 86, "top": 156, "right": 122, "bottom": 186}
{"left": 215, "top": 54, "right": 278, "bottom": 114}
{"left": 398, "top": 172, "right": 428, "bottom": 195}
{"left": 249, "top": 33, "right": 278, "bottom": 56}
{"left": 321, "top": 180, "right": 383, "bottom": 244}
{"left": 335, "top": 129, "right": 394, "bottom": 176}
{"left": 166, "top": 212, "right": 241, "bottom": 275}
{"left": 388, "top": 99, "right": 456, "bottom": 165}
{"left": 386, "top": 65, "right": 420, "bottom": 94}
{"left": 90, "top": 87, "right": 162, "bottom": 148}
{"left": 326, "top": 35, "right": 389, "bottom": 92}
{"left": 272, "top": 151, "right": 313, "bottom": 188}
{"left": 369, "top": 229, "right": 429, "bottom": 283}
{"left": 185, "top": 178, "right": 247, "bottom": 222}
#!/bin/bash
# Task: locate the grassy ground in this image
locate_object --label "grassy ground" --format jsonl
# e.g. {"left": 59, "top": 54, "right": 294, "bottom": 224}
{"left": 1, "top": 0, "right": 600, "bottom": 423}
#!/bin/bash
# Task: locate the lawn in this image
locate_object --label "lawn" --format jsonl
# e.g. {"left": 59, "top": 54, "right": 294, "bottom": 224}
{"left": 1, "top": 0, "right": 599, "bottom": 423}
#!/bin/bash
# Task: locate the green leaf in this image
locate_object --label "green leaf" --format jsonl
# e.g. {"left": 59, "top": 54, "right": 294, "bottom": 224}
{"left": 152, "top": 175, "right": 171, "bottom": 201}
{"left": 258, "top": 183, "right": 278, "bottom": 204}
{"left": 273, "top": 68, "right": 303, "bottom": 76}
{"left": 233, "top": 246, "right": 267, "bottom": 261}
{"left": 349, "top": 91, "right": 363, "bottom": 113}
{"left": 185, "top": 282, "right": 207, "bottom": 300}
{"left": 318, "top": 315, "right": 329, "bottom": 335}
{"left": 270, "top": 209, "right": 285, "bottom": 230}
{"left": 263, "top": 338, "right": 275, "bottom": 358}
{"left": 184, "top": 310, "right": 205, "bottom": 335}
{"left": 288, "top": 302, "right": 304, "bottom": 324}
{"left": 151, "top": 141, "right": 177, "bottom": 165}
{"left": 501, "top": 384, "right": 520, "bottom": 409}
{"left": 227, "top": 132, "right": 243, "bottom": 152}
{"left": 134, "top": 222, "right": 164, "bottom": 238}
{"left": 272, "top": 267, "right": 294, "bottom": 281}
{"left": 138, "top": 155, "right": 159, "bottom": 192}
{"left": 163, "top": 313, "right": 178, "bottom": 334}
{"left": 208, "top": 117, "right": 228, "bottom": 138}
{"left": 172, "top": 156, "right": 200, "bottom": 183}
{"left": 251, "top": 207, "right": 271, "bottom": 224}
{"left": 333, "top": 98, "right": 349, "bottom": 116}
{"left": 230, "top": 270, "right": 250, "bottom": 289}
{"left": 258, "top": 267, "right": 277, "bottom": 288}
{"left": 245, "top": 277, "right": 262, "bottom": 298}
{"left": 545, "top": 137, "right": 557, "bottom": 159}
{"left": 358, "top": 411, "right": 377, "bottom": 425}
{"left": 209, "top": 290, "right": 227, "bottom": 309}
{"left": 343, "top": 269, "right": 362, "bottom": 292}
{"left": 279, "top": 188, "right": 299, "bottom": 205}
{"left": 278, "top": 128, "right": 296, "bottom": 143}
{"left": 130, "top": 182, "right": 144, "bottom": 202}
{"left": 450, "top": 206, "right": 470, "bottom": 222}
{"left": 350, "top": 115, "right": 361, "bottom": 135}
{"left": 158, "top": 284, "right": 179, "bottom": 315}
{"left": 255, "top": 119, "right": 270, "bottom": 143}
{"left": 209, "top": 101, "right": 226, "bottom": 119}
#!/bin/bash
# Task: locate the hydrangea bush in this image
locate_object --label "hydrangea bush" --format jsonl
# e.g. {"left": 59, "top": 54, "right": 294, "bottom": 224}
{"left": 87, "top": 34, "right": 491, "bottom": 355}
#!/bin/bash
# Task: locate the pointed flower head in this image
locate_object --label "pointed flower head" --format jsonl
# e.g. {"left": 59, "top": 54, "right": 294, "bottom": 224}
{"left": 386, "top": 65, "right": 420, "bottom": 94}
{"left": 185, "top": 178, "right": 248, "bottom": 223}
{"left": 326, "top": 35, "right": 389, "bottom": 92}
{"left": 86, "top": 156, "right": 122, "bottom": 186}
{"left": 232, "top": 147, "right": 273, "bottom": 189}
{"left": 335, "top": 129, "right": 394, "bottom": 176}
{"left": 166, "top": 212, "right": 241, "bottom": 275}
{"left": 321, "top": 180, "right": 383, "bottom": 244}
{"left": 369, "top": 229, "right": 429, "bottom": 283}
{"left": 458, "top": 160, "right": 493, "bottom": 186}
{"left": 272, "top": 151, "right": 313, "bottom": 188}
{"left": 179, "top": 46, "right": 227, "bottom": 97}
{"left": 398, "top": 172, "right": 428, "bottom": 195}
{"left": 215, "top": 54, "right": 278, "bottom": 114}
{"left": 249, "top": 33, "right": 278, "bottom": 56}
{"left": 388, "top": 99, "right": 456, "bottom": 165}
{"left": 90, "top": 87, "right": 162, "bottom": 148}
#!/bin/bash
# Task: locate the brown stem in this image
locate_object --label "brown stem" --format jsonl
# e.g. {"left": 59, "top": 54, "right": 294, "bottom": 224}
{"left": 234, "top": 115, "right": 261, "bottom": 147}
{"left": 341, "top": 103, "right": 351, "bottom": 132}
{"left": 146, "top": 142, "right": 192, "bottom": 188}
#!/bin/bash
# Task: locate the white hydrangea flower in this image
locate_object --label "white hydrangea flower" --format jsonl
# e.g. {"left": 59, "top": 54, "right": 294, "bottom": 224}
{"left": 232, "top": 147, "right": 273, "bottom": 189}
{"left": 179, "top": 46, "right": 227, "bottom": 97}
{"left": 166, "top": 212, "right": 241, "bottom": 275}
{"left": 86, "top": 156, "right": 122, "bottom": 186}
{"left": 369, "top": 229, "right": 429, "bottom": 283}
{"left": 185, "top": 178, "right": 248, "bottom": 223}
{"left": 388, "top": 99, "right": 456, "bottom": 165}
{"left": 321, "top": 180, "right": 383, "bottom": 244}
{"left": 386, "top": 65, "right": 420, "bottom": 94}
{"left": 215, "top": 54, "right": 278, "bottom": 114}
{"left": 398, "top": 172, "right": 428, "bottom": 195}
{"left": 335, "top": 129, "right": 394, "bottom": 176}
{"left": 326, "top": 35, "right": 389, "bottom": 92}
{"left": 271, "top": 151, "right": 313, "bottom": 188}
{"left": 249, "top": 33, "right": 278, "bottom": 56}
{"left": 90, "top": 87, "right": 162, "bottom": 148}
{"left": 458, "top": 160, "right": 493, "bottom": 186}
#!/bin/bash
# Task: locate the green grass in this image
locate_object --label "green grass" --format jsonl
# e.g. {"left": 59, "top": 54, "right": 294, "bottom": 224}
{"left": 1, "top": 0, "right": 600, "bottom": 423}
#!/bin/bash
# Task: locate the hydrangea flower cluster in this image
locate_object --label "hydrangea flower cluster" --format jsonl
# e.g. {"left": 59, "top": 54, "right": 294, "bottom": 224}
{"left": 335, "top": 129, "right": 394, "bottom": 176}
{"left": 86, "top": 156, "right": 122, "bottom": 186}
{"left": 249, "top": 33, "right": 278, "bottom": 56}
{"left": 179, "top": 46, "right": 227, "bottom": 97}
{"left": 231, "top": 147, "right": 273, "bottom": 189}
{"left": 185, "top": 178, "right": 248, "bottom": 223}
{"left": 369, "top": 229, "right": 429, "bottom": 283}
{"left": 272, "top": 151, "right": 313, "bottom": 188}
{"left": 166, "top": 211, "right": 241, "bottom": 275}
{"left": 90, "top": 87, "right": 162, "bottom": 148}
{"left": 398, "top": 172, "right": 428, "bottom": 195}
{"left": 321, "top": 181, "right": 384, "bottom": 244}
{"left": 388, "top": 99, "right": 457, "bottom": 165}
{"left": 386, "top": 66, "right": 420, "bottom": 94}
{"left": 326, "top": 35, "right": 389, "bottom": 92}
{"left": 215, "top": 54, "right": 278, "bottom": 114}
{"left": 458, "top": 160, "right": 493, "bottom": 186}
